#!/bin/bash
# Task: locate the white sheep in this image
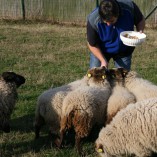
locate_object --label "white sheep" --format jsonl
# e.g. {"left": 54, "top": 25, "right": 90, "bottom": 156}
{"left": 106, "top": 68, "right": 136, "bottom": 124}
{"left": 34, "top": 66, "right": 110, "bottom": 146}
{"left": 34, "top": 77, "right": 88, "bottom": 141}
{"left": 95, "top": 97, "right": 157, "bottom": 157}
{"left": 112, "top": 68, "right": 157, "bottom": 102}
{"left": 0, "top": 72, "right": 25, "bottom": 133}
{"left": 59, "top": 67, "right": 112, "bottom": 155}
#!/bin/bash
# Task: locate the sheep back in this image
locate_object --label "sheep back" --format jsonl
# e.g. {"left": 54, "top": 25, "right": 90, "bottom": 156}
{"left": 34, "top": 66, "right": 110, "bottom": 137}
{"left": 124, "top": 70, "right": 157, "bottom": 101}
{"left": 96, "top": 98, "right": 157, "bottom": 157}
{"left": 106, "top": 85, "right": 136, "bottom": 124}
{"left": 61, "top": 81, "right": 111, "bottom": 139}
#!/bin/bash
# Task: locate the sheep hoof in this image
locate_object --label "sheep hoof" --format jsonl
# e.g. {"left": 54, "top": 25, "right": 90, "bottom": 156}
{"left": 54, "top": 138, "right": 62, "bottom": 148}
{"left": 79, "top": 151, "right": 86, "bottom": 157}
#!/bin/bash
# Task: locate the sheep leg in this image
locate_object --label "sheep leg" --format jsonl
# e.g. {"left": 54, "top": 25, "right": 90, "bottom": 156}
{"left": 57, "top": 129, "right": 64, "bottom": 148}
{"left": 49, "top": 133, "right": 62, "bottom": 148}
{"left": 75, "top": 135, "right": 85, "bottom": 157}
{"left": 34, "top": 125, "right": 41, "bottom": 139}
{"left": 57, "top": 127, "right": 70, "bottom": 148}
{"left": 34, "top": 115, "right": 44, "bottom": 139}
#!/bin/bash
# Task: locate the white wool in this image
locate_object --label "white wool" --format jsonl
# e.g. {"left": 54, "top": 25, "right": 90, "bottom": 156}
{"left": 96, "top": 98, "right": 157, "bottom": 157}
{"left": 34, "top": 66, "right": 110, "bottom": 138}
{"left": 34, "top": 76, "right": 89, "bottom": 136}
{"left": 125, "top": 71, "right": 157, "bottom": 101}
{"left": 60, "top": 77, "right": 111, "bottom": 143}
{"left": 106, "top": 84, "right": 136, "bottom": 124}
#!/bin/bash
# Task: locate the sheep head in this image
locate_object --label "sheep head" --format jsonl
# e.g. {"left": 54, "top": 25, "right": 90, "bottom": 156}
{"left": 108, "top": 68, "right": 128, "bottom": 86}
{"left": 95, "top": 140, "right": 112, "bottom": 157}
{"left": 87, "top": 66, "right": 111, "bottom": 82}
{"left": 109, "top": 68, "right": 128, "bottom": 80}
{"left": 2, "top": 72, "right": 25, "bottom": 88}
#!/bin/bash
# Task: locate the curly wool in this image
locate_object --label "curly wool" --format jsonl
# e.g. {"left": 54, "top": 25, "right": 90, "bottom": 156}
{"left": 96, "top": 98, "right": 157, "bottom": 157}
{"left": 34, "top": 75, "right": 89, "bottom": 137}
{"left": 106, "top": 68, "right": 136, "bottom": 124}
{"left": 124, "top": 70, "right": 157, "bottom": 101}
{"left": 106, "top": 84, "right": 136, "bottom": 124}
{"left": 60, "top": 68, "right": 112, "bottom": 154}
{"left": 61, "top": 83, "right": 111, "bottom": 134}
{"left": 34, "top": 66, "right": 110, "bottom": 139}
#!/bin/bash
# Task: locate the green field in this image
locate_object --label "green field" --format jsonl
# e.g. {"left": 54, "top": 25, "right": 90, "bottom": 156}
{"left": 0, "top": 20, "right": 157, "bottom": 157}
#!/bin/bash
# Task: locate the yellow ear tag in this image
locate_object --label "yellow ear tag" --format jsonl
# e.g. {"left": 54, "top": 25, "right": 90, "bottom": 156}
{"left": 98, "top": 148, "right": 103, "bottom": 153}
{"left": 102, "top": 75, "right": 106, "bottom": 79}
{"left": 87, "top": 73, "right": 91, "bottom": 78}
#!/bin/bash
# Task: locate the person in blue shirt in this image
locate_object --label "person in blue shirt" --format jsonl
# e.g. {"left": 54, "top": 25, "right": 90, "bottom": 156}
{"left": 87, "top": 0, "right": 145, "bottom": 70}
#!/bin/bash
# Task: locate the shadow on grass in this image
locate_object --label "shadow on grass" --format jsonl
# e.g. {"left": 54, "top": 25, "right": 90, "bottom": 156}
{"left": 1, "top": 114, "right": 99, "bottom": 156}
{"left": 0, "top": 134, "right": 63, "bottom": 156}
{"left": 1, "top": 114, "right": 76, "bottom": 156}
{"left": 11, "top": 114, "right": 36, "bottom": 132}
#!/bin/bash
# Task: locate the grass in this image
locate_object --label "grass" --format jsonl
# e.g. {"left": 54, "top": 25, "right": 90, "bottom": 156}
{"left": 0, "top": 20, "right": 157, "bottom": 157}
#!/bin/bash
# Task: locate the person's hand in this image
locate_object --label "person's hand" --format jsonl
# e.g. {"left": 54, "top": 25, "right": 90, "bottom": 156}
{"left": 139, "top": 30, "right": 143, "bottom": 33}
{"left": 101, "top": 60, "right": 108, "bottom": 69}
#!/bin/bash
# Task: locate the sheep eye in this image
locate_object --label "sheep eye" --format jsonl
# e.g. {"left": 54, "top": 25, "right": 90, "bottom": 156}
{"left": 87, "top": 73, "right": 92, "bottom": 78}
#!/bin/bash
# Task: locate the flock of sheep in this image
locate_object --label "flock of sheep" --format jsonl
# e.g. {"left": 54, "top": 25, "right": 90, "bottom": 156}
{"left": 1, "top": 67, "right": 157, "bottom": 157}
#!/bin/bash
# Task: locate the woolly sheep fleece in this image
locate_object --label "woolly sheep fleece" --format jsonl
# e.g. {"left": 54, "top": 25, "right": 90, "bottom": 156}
{"left": 106, "top": 68, "right": 136, "bottom": 124}
{"left": 34, "top": 75, "right": 88, "bottom": 138}
{"left": 60, "top": 67, "right": 111, "bottom": 153}
{"left": 122, "top": 69, "right": 157, "bottom": 101}
{"left": 106, "top": 84, "right": 136, "bottom": 124}
{"left": 96, "top": 98, "right": 157, "bottom": 157}
{"left": 0, "top": 72, "right": 25, "bottom": 133}
{"left": 34, "top": 66, "right": 110, "bottom": 138}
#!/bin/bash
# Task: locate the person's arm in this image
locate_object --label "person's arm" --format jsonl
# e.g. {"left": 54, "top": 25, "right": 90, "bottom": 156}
{"left": 136, "top": 16, "right": 145, "bottom": 32}
{"left": 87, "top": 42, "right": 108, "bottom": 68}
{"left": 133, "top": 2, "right": 145, "bottom": 32}
{"left": 87, "top": 21, "right": 108, "bottom": 68}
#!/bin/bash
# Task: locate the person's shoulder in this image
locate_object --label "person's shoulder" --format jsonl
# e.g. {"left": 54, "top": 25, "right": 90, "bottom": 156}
{"left": 117, "top": 0, "right": 134, "bottom": 15}
{"left": 117, "top": 0, "right": 133, "bottom": 4}
{"left": 87, "top": 7, "right": 100, "bottom": 22}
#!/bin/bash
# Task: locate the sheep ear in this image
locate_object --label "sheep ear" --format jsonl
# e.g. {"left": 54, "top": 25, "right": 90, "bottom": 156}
{"left": 118, "top": 68, "right": 128, "bottom": 77}
{"left": 2, "top": 72, "right": 16, "bottom": 82}
{"left": 2, "top": 72, "right": 25, "bottom": 86}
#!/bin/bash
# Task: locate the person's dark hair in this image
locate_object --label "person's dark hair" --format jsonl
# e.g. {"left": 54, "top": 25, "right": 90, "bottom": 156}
{"left": 99, "top": 0, "right": 119, "bottom": 21}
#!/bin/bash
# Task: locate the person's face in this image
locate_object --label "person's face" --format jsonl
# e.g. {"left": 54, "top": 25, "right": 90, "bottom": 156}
{"left": 103, "top": 16, "right": 118, "bottom": 26}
